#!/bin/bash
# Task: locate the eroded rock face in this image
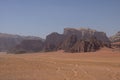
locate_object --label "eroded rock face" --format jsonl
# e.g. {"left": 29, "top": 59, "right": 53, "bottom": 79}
{"left": 69, "top": 37, "right": 102, "bottom": 52}
{"left": 59, "top": 35, "right": 103, "bottom": 53}
{"left": 44, "top": 28, "right": 111, "bottom": 53}
{"left": 44, "top": 32, "right": 64, "bottom": 51}
{"left": 64, "top": 28, "right": 110, "bottom": 43}
{"left": 60, "top": 35, "right": 78, "bottom": 52}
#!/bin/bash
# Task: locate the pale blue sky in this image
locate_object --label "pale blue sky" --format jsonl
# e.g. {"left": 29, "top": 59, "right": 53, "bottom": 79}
{"left": 0, "top": 0, "right": 120, "bottom": 38}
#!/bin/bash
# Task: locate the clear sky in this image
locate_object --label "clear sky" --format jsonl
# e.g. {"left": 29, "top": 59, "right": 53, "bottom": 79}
{"left": 0, "top": 0, "right": 120, "bottom": 38}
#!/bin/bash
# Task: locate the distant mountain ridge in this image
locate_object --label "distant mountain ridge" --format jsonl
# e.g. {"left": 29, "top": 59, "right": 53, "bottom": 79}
{"left": 0, "top": 33, "right": 43, "bottom": 40}
{"left": 0, "top": 33, "right": 43, "bottom": 52}
{"left": 0, "top": 28, "right": 111, "bottom": 53}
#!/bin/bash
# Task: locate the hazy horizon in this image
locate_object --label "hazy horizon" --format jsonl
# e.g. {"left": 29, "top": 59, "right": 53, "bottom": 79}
{"left": 0, "top": 0, "right": 120, "bottom": 38}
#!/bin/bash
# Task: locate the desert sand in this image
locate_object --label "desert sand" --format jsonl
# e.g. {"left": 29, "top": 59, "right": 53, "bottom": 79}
{"left": 0, "top": 48, "right": 120, "bottom": 80}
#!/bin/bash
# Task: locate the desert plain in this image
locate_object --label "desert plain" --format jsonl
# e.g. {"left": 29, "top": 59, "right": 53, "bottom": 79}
{"left": 0, "top": 48, "right": 120, "bottom": 80}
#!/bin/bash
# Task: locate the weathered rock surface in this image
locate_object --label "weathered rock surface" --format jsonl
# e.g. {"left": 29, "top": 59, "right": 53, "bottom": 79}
{"left": 60, "top": 35, "right": 78, "bottom": 52}
{"left": 64, "top": 28, "right": 110, "bottom": 43}
{"left": 44, "top": 32, "right": 64, "bottom": 51}
{"left": 44, "top": 28, "right": 111, "bottom": 52}
{"left": 70, "top": 37, "right": 103, "bottom": 52}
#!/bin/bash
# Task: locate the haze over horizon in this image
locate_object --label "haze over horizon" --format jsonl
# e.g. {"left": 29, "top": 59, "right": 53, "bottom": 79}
{"left": 0, "top": 0, "right": 120, "bottom": 38}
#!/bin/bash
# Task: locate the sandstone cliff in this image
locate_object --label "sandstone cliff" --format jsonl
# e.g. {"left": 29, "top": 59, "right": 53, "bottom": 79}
{"left": 64, "top": 28, "right": 110, "bottom": 43}
{"left": 44, "top": 28, "right": 111, "bottom": 52}
{"left": 44, "top": 32, "right": 64, "bottom": 51}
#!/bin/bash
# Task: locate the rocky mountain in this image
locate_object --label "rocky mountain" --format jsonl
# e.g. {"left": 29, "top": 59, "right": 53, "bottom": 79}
{"left": 64, "top": 28, "right": 110, "bottom": 43}
{"left": 44, "top": 32, "right": 64, "bottom": 51}
{"left": 8, "top": 39, "right": 44, "bottom": 53}
{"left": 109, "top": 31, "right": 120, "bottom": 49}
{"left": 44, "top": 28, "right": 111, "bottom": 52}
{"left": 109, "top": 31, "right": 120, "bottom": 42}
{"left": 60, "top": 35, "right": 105, "bottom": 53}
{"left": 0, "top": 28, "right": 111, "bottom": 53}
{"left": 0, "top": 33, "right": 43, "bottom": 52}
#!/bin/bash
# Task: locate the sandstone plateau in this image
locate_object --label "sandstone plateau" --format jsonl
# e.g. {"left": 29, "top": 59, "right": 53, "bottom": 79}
{"left": 44, "top": 28, "right": 110, "bottom": 53}
{"left": 110, "top": 31, "right": 120, "bottom": 50}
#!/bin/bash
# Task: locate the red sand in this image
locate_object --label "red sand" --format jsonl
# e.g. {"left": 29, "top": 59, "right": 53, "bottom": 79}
{"left": 0, "top": 48, "right": 120, "bottom": 80}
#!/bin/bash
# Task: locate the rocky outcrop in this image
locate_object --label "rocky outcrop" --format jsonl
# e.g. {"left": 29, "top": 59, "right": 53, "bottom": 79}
{"left": 110, "top": 31, "right": 120, "bottom": 49}
{"left": 60, "top": 35, "right": 106, "bottom": 53}
{"left": 64, "top": 28, "right": 110, "bottom": 43}
{"left": 44, "top": 28, "right": 111, "bottom": 53}
{"left": 44, "top": 32, "right": 64, "bottom": 51}
{"left": 60, "top": 35, "right": 78, "bottom": 51}
{"left": 70, "top": 37, "right": 103, "bottom": 52}
{"left": 110, "top": 31, "right": 120, "bottom": 42}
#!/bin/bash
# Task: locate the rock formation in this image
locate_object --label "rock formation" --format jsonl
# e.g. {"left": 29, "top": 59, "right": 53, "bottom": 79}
{"left": 0, "top": 33, "right": 43, "bottom": 52}
{"left": 44, "top": 28, "right": 111, "bottom": 53}
{"left": 0, "top": 28, "right": 111, "bottom": 53}
{"left": 70, "top": 37, "right": 103, "bottom": 52}
{"left": 110, "top": 31, "right": 120, "bottom": 42}
{"left": 64, "top": 28, "right": 110, "bottom": 43}
{"left": 8, "top": 39, "right": 44, "bottom": 53}
{"left": 44, "top": 32, "right": 64, "bottom": 51}
{"left": 110, "top": 31, "right": 120, "bottom": 48}
{"left": 60, "top": 34, "right": 78, "bottom": 52}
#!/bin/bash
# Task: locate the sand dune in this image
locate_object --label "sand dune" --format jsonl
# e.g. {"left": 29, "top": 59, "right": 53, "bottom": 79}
{"left": 0, "top": 48, "right": 120, "bottom": 80}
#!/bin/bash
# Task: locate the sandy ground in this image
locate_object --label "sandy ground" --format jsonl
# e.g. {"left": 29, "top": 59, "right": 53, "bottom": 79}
{"left": 0, "top": 48, "right": 120, "bottom": 80}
